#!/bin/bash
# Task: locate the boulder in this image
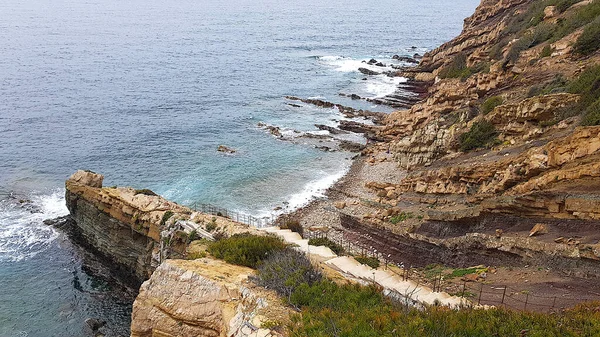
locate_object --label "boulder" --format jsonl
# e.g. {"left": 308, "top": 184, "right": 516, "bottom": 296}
{"left": 68, "top": 170, "right": 104, "bottom": 188}
{"left": 217, "top": 145, "right": 236, "bottom": 154}
{"left": 529, "top": 223, "right": 548, "bottom": 237}
{"left": 358, "top": 68, "right": 380, "bottom": 76}
{"left": 334, "top": 201, "right": 347, "bottom": 209}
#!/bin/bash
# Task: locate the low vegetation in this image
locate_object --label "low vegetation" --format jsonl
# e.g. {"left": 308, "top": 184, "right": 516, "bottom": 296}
{"left": 573, "top": 16, "right": 600, "bottom": 55}
{"left": 280, "top": 219, "right": 304, "bottom": 236}
{"left": 205, "top": 217, "right": 218, "bottom": 232}
{"left": 459, "top": 121, "right": 497, "bottom": 151}
{"left": 438, "top": 53, "right": 471, "bottom": 80}
{"left": 203, "top": 237, "right": 600, "bottom": 336}
{"left": 389, "top": 212, "right": 413, "bottom": 224}
{"left": 256, "top": 249, "right": 322, "bottom": 300}
{"left": 494, "top": 0, "right": 600, "bottom": 64}
{"left": 207, "top": 233, "right": 287, "bottom": 268}
{"left": 567, "top": 64, "right": 600, "bottom": 125}
{"left": 308, "top": 237, "right": 344, "bottom": 255}
{"left": 539, "top": 45, "right": 553, "bottom": 58}
{"left": 354, "top": 255, "right": 380, "bottom": 269}
{"left": 289, "top": 283, "right": 600, "bottom": 337}
{"left": 480, "top": 96, "right": 503, "bottom": 114}
{"left": 160, "top": 211, "right": 174, "bottom": 226}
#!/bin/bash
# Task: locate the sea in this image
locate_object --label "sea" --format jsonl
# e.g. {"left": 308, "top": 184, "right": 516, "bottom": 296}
{"left": 0, "top": 0, "right": 478, "bottom": 335}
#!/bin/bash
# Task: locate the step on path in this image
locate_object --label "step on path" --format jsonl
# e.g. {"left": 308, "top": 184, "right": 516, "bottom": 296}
{"left": 260, "top": 226, "right": 468, "bottom": 307}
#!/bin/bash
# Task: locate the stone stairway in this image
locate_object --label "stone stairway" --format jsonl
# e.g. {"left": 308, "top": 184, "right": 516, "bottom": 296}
{"left": 259, "top": 226, "right": 468, "bottom": 307}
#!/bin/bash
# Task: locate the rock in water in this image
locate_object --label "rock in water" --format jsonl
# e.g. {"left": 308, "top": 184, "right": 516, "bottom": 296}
{"left": 217, "top": 145, "right": 236, "bottom": 154}
{"left": 85, "top": 318, "right": 105, "bottom": 331}
{"left": 358, "top": 67, "right": 380, "bottom": 76}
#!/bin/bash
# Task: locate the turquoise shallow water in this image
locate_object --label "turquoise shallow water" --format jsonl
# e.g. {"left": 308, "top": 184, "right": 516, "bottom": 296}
{"left": 0, "top": 0, "right": 478, "bottom": 335}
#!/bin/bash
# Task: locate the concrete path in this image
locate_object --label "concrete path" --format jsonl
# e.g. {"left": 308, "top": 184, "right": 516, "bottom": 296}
{"left": 260, "top": 226, "right": 468, "bottom": 307}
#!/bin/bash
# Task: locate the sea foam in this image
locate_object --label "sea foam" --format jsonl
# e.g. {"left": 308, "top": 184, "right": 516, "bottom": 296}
{"left": 0, "top": 190, "right": 67, "bottom": 262}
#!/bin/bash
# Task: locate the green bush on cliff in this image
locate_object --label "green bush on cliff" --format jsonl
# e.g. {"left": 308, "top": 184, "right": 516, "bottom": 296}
{"left": 581, "top": 100, "right": 600, "bottom": 126}
{"left": 438, "top": 52, "right": 472, "bottom": 80}
{"left": 207, "top": 233, "right": 287, "bottom": 268}
{"left": 552, "top": 0, "right": 600, "bottom": 41}
{"left": 459, "top": 121, "right": 498, "bottom": 152}
{"left": 308, "top": 237, "right": 344, "bottom": 255}
{"left": 480, "top": 96, "right": 503, "bottom": 114}
{"left": 160, "top": 211, "right": 174, "bottom": 226}
{"left": 288, "top": 278, "right": 600, "bottom": 337}
{"left": 280, "top": 218, "right": 304, "bottom": 237}
{"left": 134, "top": 188, "right": 158, "bottom": 196}
{"left": 567, "top": 64, "right": 600, "bottom": 125}
{"left": 573, "top": 16, "right": 600, "bottom": 55}
{"left": 256, "top": 249, "right": 322, "bottom": 300}
{"left": 354, "top": 255, "right": 380, "bottom": 269}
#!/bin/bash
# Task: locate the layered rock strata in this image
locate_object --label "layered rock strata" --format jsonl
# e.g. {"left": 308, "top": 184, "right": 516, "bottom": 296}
{"left": 131, "top": 259, "right": 287, "bottom": 337}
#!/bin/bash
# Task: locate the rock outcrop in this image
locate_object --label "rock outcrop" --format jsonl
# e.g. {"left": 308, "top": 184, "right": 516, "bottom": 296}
{"left": 131, "top": 259, "right": 287, "bottom": 337}
{"left": 65, "top": 170, "right": 262, "bottom": 284}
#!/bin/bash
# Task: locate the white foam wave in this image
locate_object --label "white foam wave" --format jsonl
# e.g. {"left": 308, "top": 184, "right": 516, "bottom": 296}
{"left": 253, "top": 167, "right": 349, "bottom": 219}
{"left": 0, "top": 190, "right": 67, "bottom": 262}
{"left": 317, "top": 55, "right": 367, "bottom": 73}
{"left": 364, "top": 76, "right": 406, "bottom": 98}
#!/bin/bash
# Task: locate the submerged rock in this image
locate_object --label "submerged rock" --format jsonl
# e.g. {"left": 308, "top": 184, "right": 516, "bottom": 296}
{"left": 217, "top": 145, "right": 236, "bottom": 154}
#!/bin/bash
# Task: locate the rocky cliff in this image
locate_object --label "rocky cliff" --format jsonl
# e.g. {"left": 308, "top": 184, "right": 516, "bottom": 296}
{"left": 64, "top": 170, "right": 286, "bottom": 336}
{"left": 131, "top": 259, "right": 288, "bottom": 337}
{"left": 65, "top": 170, "right": 264, "bottom": 284}
{"left": 333, "top": 0, "right": 600, "bottom": 278}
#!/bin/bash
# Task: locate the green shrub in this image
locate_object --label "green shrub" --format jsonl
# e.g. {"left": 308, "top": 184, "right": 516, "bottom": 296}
{"left": 134, "top": 188, "right": 158, "bottom": 196}
{"left": 582, "top": 99, "right": 600, "bottom": 126}
{"left": 540, "top": 45, "right": 553, "bottom": 58}
{"left": 256, "top": 249, "right": 322, "bottom": 300}
{"left": 281, "top": 219, "right": 304, "bottom": 237}
{"left": 505, "top": 35, "right": 534, "bottom": 65}
{"left": 207, "top": 233, "right": 287, "bottom": 268}
{"left": 308, "top": 237, "right": 344, "bottom": 255}
{"left": 480, "top": 96, "right": 504, "bottom": 114}
{"left": 459, "top": 121, "right": 498, "bottom": 152}
{"left": 287, "top": 277, "right": 600, "bottom": 337}
{"left": 187, "top": 229, "right": 198, "bottom": 242}
{"left": 355, "top": 255, "right": 380, "bottom": 269}
{"left": 390, "top": 212, "right": 413, "bottom": 224}
{"left": 160, "top": 211, "right": 174, "bottom": 226}
{"left": 438, "top": 52, "right": 472, "bottom": 80}
{"left": 205, "top": 217, "right": 218, "bottom": 232}
{"left": 531, "top": 22, "right": 555, "bottom": 46}
{"left": 567, "top": 64, "right": 600, "bottom": 124}
{"left": 552, "top": 0, "right": 600, "bottom": 41}
{"left": 574, "top": 16, "right": 600, "bottom": 55}
{"left": 449, "top": 267, "right": 480, "bottom": 278}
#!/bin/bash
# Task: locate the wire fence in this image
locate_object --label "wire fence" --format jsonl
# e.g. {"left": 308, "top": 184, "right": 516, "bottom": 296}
{"left": 325, "top": 211, "right": 600, "bottom": 312}
{"left": 188, "top": 202, "right": 600, "bottom": 312}
{"left": 190, "top": 202, "right": 276, "bottom": 228}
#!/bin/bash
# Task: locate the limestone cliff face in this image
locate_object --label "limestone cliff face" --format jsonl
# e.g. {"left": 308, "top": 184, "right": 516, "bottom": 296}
{"left": 356, "top": 0, "right": 600, "bottom": 275}
{"left": 131, "top": 259, "right": 287, "bottom": 337}
{"left": 383, "top": 0, "right": 600, "bottom": 170}
{"left": 65, "top": 170, "right": 190, "bottom": 282}
{"left": 65, "top": 170, "right": 262, "bottom": 283}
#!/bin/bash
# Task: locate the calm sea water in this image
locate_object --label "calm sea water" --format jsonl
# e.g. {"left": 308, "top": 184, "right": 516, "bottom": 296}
{"left": 0, "top": 0, "right": 478, "bottom": 335}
